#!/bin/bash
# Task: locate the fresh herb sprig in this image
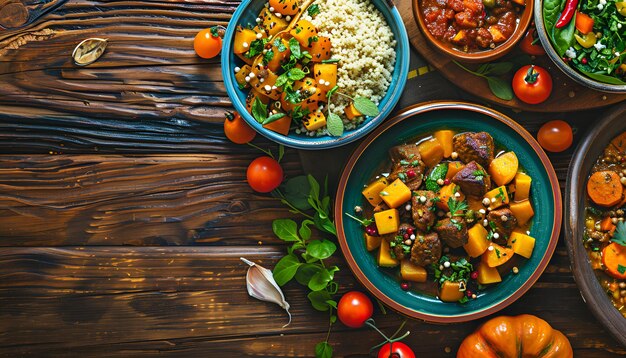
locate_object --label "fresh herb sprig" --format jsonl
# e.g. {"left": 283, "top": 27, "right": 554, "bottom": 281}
{"left": 612, "top": 221, "right": 626, "bottom": 246}
{"left": 324, "top": 86, "right": 380, "bottom": 137}
{"left": 448, "top": 197, "right": 468, "bottom": 217}
{"left": 453, "top": 60, "right": 515, "bottom": 100}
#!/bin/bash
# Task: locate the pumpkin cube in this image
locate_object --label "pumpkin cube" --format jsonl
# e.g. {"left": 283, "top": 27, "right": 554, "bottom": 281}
{"left": 236, "top": 52, "right": 254, "bottom": 65}
{"left": 266, "top": 38, "right": 291, "bottom": 72}
{"left": 488, "top": 152, "right": 519, "bottom": 186}
{"left": 510, "top": 199, "right": 534, "bottom": 225}
{"left": 263, "top": 115, "right": 291, "bottom": 136}
{"left": 365, "top": 233, "right": 382, "bottom": 251}
{"left": 309, "top": 36, "right": 332, "bottom": 62}
{"left": 303, "top": 112, "right": 327, "bottom": 131}
{"left": 482, "top": 243, "right": 514, "bottom": 268}
{"left": 484, "top": 185, "right": 510, "bottom": 210}
{"left": 437, "top": 184, "right": 465, "bottom": 210}
{"left": 289, "top": 19, "right": 318, "bottom": 48}
{"left": 434, "top": 130, "right": 454, "bottom": 158}
{"left": 374, "top": 208, "right": 400, "bottom": 235}
{"left": 508, "top": 231, "right": 536, "bottom": 259}
{"left": 418, "top": 138, "right": 444, "bottom": 168}
{"left": 235, "top": 64, "right": 253, "bottom": 89}
{"left": 488, "top": 26, "right": 507, "bottom": 43}
{"left": 380, "top": 179, "right": 411, "bottom": 209}
{"left": 378, "top": 239, "right": 399, "bottom": 267}
{"left": 313, "top": 63, "right": 337, "bottom": 95}
{"left": 344, "top": 103, "right": 362, "bottom": 120}
{"left": 362, "top": 177, "right": 389, "bottom": 206}
{"left": 260, "top": 8, "right": 288, "bottom": 36}
{"left": 250, "top": 67, "right": 281, "bottom": 100}
{"left": 464, "top": 223, "right": 490, "bottom": 257}
{"left": 439, "top": 281, "right": 465, "bottom": 302}
{"left": 245, "top": 91, "right": 270, "bottom": 113}
{"left": 513, "top": 173, "right": 532, "bottom": 201}
{"left": 233, "top": 26, "right": 258, "bottom": 54}
{"left": 451, "top": 30, "right": 467, "bottom": 45}
{"left": 401, "top": 260, "right": 427, "bottom": 282}
{"left": 269, "top": 0, "right": 299, "bottom": 15}
{"left": 446, "top": 161, "right": 464, "bottom": 179}
{"left": 477, "top": 263, "right": 502, "bottom": 284}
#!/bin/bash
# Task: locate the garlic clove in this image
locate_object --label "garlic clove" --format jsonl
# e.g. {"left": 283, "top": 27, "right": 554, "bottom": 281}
{"left": 241, "top": 257, "right": 292, "bottom": 327}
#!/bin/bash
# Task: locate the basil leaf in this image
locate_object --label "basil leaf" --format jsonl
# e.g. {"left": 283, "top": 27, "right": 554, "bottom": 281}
{"left": 275, "top": 73, "right": 288, "bottom": 88}
{"left": 353, "top": 97, "right": 380, "bottom": 117}
{"left": 284, "top": 176, "right": 312, "bottom": 210}
{"left": 289, "top": 38, "right": 301, "bottom": 59}
{"left": 307, "top": 239, "right": 337, "bottom": 260}
{"left": 325, "top": 299, "right": 338, "bottom": 309}
{"left": 251, "top": 97, "right": 267, "bottom": 123}
{"left": 315, "top": 342, "right": 333, "bottom": 358}
{"left": 294, "top": 263, "right": 322, "bottom": 286}
{"left": 299, "top": 219, "right": 314, "bottom": 241}
{"left": 308, "top": 267, "right": 339, "bottom": 291}
{"left": 272, "top": 254, "right": 302, "bottom": 286}
{"left": 288, "top": 68, "right": 306, "bottom": 81}
{"left": 262, "top": 112, "right": 286, "bottom": 125}
{"left": 326, "top": 113, "right": 344, "bottom": 136}
{"left": 484, "top": 62, "right": 513, "bottom": 76}
{"left": 486, "top": 77, "right": 513, "bottom": 100}
{"left": 307, "top": 289, "right": 332, "bottom": 311}
{"left": 272, "top": 219, "right": 300, "bottom": 242}
{"left": 314, "top": 213, "right": 337, "bottom": 235}
{"left": 308, "top": 174, "right": 320, "bottom": 200}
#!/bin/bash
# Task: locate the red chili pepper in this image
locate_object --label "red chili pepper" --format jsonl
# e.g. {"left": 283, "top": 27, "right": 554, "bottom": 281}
{"left": 555, "top": 0, "right": 579, "bottom": 28}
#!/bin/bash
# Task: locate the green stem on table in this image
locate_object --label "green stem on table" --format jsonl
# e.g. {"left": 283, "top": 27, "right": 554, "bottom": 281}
{"left": 247, "top": 142, "right": 275, "bottom": 159}
{"left": 452, "top": 60, "right": 487, "bottom": 79}
{"left": 273, "top": 189, "right": 315, "bottom": 220}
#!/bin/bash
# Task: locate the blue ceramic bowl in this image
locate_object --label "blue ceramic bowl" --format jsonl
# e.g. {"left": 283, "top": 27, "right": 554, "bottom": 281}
{"left": 335, "top": 102, "right": 562, "bottom": 323}
{"left": 221, "top": 0, "right": 410, "bottom": 150}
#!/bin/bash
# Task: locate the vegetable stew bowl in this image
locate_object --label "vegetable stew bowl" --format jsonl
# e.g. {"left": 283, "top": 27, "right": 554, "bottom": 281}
{"left": 565, "top": 102, "right": 626, "bottom": 347}
{"left": 221, "top": 0, "right": 410, "bottom": 150}
{"left": 412, "top": 0, "right": 534, "bottom": 63}
{"left": 534, "top": 0, "right": 626, "bottom": 93}
{"left": 335, "top": 101, "right": 562, "bottom": 323}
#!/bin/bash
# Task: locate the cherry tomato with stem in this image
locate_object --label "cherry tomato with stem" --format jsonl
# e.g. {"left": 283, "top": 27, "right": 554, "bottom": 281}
{"left": 512, "top": 65, "right": 553, "bottom": 104}
{"left": 337, "top": 291, "right": 373, "bottom": 328}
{"left": 224, "top": 111, "right": 256, "bottom": 144}
{"left": 246, "top": 156, "right": 283, "bottom": 193}
{"left": 377, "top": 342, "right": 416, "bottom": 358}
{"left": 537, "top": 120, "right": 573, "bottom": 152}
{"left": 194, "top": 27, "right": 222, "bottom": 59}
{"left": 519, "top": 28, "right": 546, "bottom": 56}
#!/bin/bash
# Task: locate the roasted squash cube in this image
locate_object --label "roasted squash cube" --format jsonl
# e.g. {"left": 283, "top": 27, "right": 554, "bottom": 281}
{"left": 303, "top": 112, "right": 327, "bottom": 131}
{"left": 484, "top": 185, "right": 510, "bottom": 210}
{"left": 380, "top": 179, "right": 412, "bottom": 209}
{"left": 439, "top": 281, "right": 465, "bottom": 302}
{"left": 446, "top": 161, "right": 464, "bottom": 179}
{"left": 313, "top": 63, "right": 337, "bottom": 95}
{"left": 510, "top": 199, "right": 534, "bottom": 225}
{"left": 434, "top": 130, "right": 455, "bottom": 158}
{"left": 437, "top": 184, "right": 465, "bottom": 210}
{"left": 245, "top": 91, "right": 270, "bottom": 114}
{"left": 482, "top": 243, "right": 514, "bottom": 268}
{"left": 488, "top": 26, "right": 508, "bottom": 43}
{"left": 290, "top": 19, "right": 318, "bottom": 48}
{"left": 488, "top": 152, "right": 519, "bottom": 186}
{"left": 513, "top": 173, "right": 532, "bottom": 201}
{"left": 309, "top": 36, "right": 332, "bottom": 62}
{"left": 401, "top": 260, "right": 427, "bottom": 282}
{"left": 477, "top": 263, "right": 502, "bottom": 284}
{"left": 365, "top": 233, "right": 382, "bottom": 251}
{"left": 378, "top": 239, "right": 399, "bottom": 267}
{"left": 266, "top": 38, "right": 291, "bottom": 72}
{"left": 464, "top": 223, "right": 490, "bottom": 257}
{"left": 260, "top": 8, "right": 288, "bottom": 36}
{"left": 269, "top": 0, "right": 299, "bottom": 15}
{"left": 235, "top": 64, "right": 253, "bottom": 89}
{"left": 263, "top": 115, "right": 291, "bottom": 136}
{"left": 344, "top": 103, "right": 362, "bottom": 120}
{"left": 233, "top": 27, "right": 258, "bottom": 54}
{"left": 250, "top": 67, "right": 281, "bottom": 100}
{"left": 362, "top": 177, "right": 389, "bottom": 206}
{"left": 418, "top": 138, "right": 444, "bottom": 168}
{"left": 451, "top": 30, "right": 467, "bottom": 45}
{"left": 374, "top": 208, "right": 400, "bottom": 235}
{"left": 508, "top": 231, "right": 536, "bottom": 259}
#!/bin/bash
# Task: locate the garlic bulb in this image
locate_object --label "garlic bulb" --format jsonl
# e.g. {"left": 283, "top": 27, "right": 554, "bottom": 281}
{"left": 240, "top": 257, "right": 292, "bottom": 327}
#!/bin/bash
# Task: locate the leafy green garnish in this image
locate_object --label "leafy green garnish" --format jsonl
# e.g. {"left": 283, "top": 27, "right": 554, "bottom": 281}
{"left": 448, "top": 197, "right": 468, "bottom": 216}
{"left": 353, "top": 97, "right": 380, "bottom": 117}
{"left": 453, "top": 60, "right": 515, "bottom": 100}
{"left": 425, "top": 163, "right": 448, "bottom": 192}
{"left": 344, "top": 212, "right": 374, "bottom": 227}
{"left": 307, "top": 3, "right": 320, "bottom": 16}
{"left": 251, "top": 97, "right": 268, "bottom": 123}
{"left": 613, "top": 221, "right": 626, "bottom": 246}
{"left": 326, "top": 113, "right": 344, "bottom": 136}
{"left": 262, "top": 112, "right": 286, "bottom": 125}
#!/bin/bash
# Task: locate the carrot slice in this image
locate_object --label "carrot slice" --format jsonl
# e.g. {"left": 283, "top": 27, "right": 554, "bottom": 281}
{"left": 600, "top": 216, "right": 617, "bottom": 232}
{"left": 575, "top": 12, "right": 595, "bottom": 35}
{"left": 587, "top": 171, "right": 623, "bottom": 207}
{"left": 602, "top": 243, "right": 626, "bottom": 279}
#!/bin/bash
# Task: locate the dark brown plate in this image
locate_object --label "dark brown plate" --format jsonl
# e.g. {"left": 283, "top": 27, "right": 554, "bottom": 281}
{"left": 565, "top": 102, "right": 626, "bottom": 347}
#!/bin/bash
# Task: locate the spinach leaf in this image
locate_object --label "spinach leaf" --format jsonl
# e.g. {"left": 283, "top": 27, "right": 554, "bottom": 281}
{"left": 552, "top": 14, "right": 576, "bottom": 56}
{"left": 580, "top": 70, "right": 626, "bottom": 85}
{"left": 487, "top": 77, "right": 514, "bottom": 100}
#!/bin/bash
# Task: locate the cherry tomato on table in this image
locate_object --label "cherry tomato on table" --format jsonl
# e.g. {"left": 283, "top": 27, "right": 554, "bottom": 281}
{"left": 224, "top": 111, "right": 256, "bottom": 144}
{"left": 337, "top": 291, "right": 373, "bottom": 328}
{"left": 537, "top": 120, "right": 573, "bottom": 152}
{"left": 377, "top": 342, "right": 416, "bottom": 358}
{"left": 519, "top": 28, "right": 546, "bottom": 56}
{"left": 512, "top": 65, "right": 553, "bottom": 104}
{"left": 247, "top": 156, "right": 283, "bottom": 193}
{"left": 194, "top": 27, "right": 222, "bottom": 59}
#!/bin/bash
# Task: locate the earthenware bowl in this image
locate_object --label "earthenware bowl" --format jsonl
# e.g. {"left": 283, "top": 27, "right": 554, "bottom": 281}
{"left": 221, "top": 0, "right": 410, "bottom": 149}
{"left": 335, "top": 101, "right": 562, "bottom": 323}
{"left": 565, "top": 102, "right": 626, "bottom": 346}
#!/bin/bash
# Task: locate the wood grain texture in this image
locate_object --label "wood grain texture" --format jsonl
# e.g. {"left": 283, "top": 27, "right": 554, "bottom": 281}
{"left": 1, "top": 246, "right": 624, "bottom": 357}
{"left": 0, "top": 153, "right": 302, "bottom": 245}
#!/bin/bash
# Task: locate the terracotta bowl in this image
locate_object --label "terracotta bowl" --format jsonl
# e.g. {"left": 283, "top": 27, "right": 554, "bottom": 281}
{"left": 412, "top": 0, "right": 533, "bottom": 63}
{"left": 335, "top": 101, "right": 562, "bottom": 323}
{"left": 565, "top": 102, "right": 626, "bottom": 347}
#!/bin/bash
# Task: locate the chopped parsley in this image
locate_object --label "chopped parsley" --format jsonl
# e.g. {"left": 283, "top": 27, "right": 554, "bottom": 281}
{"left": 612, "top": 221, "right": 626, "bottom": 246}
{"left": 307, "top": 3, "right": 320, "bottom": 16}
{"left": 618, "top": 264, "right": 626, "bottom": 275}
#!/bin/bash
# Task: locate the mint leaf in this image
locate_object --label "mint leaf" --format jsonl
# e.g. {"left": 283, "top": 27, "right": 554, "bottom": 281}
{"left": 353, "top": 97, "right": 379, "bottom": 117}
{"left": 326, "top": 113, "right": 343, "bottom": 136}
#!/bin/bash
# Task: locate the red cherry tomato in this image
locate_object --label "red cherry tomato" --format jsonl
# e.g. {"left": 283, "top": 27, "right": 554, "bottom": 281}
{"left": 537, "top": 120, "right": 573, "bottom": 152}
{"left": 194, "top": 27, "right": 222, "bottom": 59}
{"left": 246, "top": 156, "right": 283, "bottom": 193}
{"left": 512, "top": 65, "right": 553, "bottom": 104}
{"left": 377, "top": 342, "right": 416, "bottom": 358}
{"left": 224, "top": 111, "right": 256, "bottom": 144}
{"left": 337, "top": 291, "right": 373, "bottom": 328}
{"left": 519, "top": 28, "right": 546, "bottom": 56}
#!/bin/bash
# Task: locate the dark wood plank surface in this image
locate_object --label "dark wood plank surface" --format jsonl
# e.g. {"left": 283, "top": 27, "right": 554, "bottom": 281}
{"left": 0, "top": 0, "right": 625, "bottom": 357}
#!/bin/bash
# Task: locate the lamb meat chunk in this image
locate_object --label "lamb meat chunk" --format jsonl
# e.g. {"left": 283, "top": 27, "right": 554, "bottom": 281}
{"left": 389, "top": 144, "right": 422, "bottom": 162}
{"left": 390, "top": 223, "right": 416, "bottom": 261}
{"left": 453, "top": 132, "right": 495, "bottom": 168}
{"left": 411, "top": 190, "right": 437, "bottom": 232}
{"left": 452, "top": 161, "right": 491, "bottom": 197}
{"left": 410, "top": 232, "right": 442, "bottom": 266}
{"left": 434, "top": 217, "right": 468, "bottom": 248}
{"left": 487, "top": 208, "right": 518, "bottom": 245}
{"left": 388, "top": 159, "right": 426, "bottom": 190}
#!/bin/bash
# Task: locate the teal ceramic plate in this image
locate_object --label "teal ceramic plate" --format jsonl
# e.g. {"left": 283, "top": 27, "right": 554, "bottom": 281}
{"left": 335, "top": 101, "right": 562, "bottom": 323}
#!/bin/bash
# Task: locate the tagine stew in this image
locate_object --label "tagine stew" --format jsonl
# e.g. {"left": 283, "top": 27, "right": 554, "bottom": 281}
{"left": 422, "top": 0, "right": 525, "bottom": 52}
{"left": 583, "top": 131, "right": 626, "bottom": 316}
{"left": 351, "top": 130, "right": 537, "bottom": 303}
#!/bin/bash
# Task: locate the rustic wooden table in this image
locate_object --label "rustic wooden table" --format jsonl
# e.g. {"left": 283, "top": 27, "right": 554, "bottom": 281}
{"left": 1, "top": 1, "right": 625, "bottom": 357}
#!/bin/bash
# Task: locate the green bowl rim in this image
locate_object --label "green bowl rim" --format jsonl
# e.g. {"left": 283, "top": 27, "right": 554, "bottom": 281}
{"left": 334, "top": 101, "right": 562, "bottom": 323}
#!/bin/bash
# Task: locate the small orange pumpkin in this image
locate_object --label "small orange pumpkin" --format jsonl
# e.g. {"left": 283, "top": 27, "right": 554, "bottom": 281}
{"left": 457, "top": 314, "right": 573, "bottom": 358}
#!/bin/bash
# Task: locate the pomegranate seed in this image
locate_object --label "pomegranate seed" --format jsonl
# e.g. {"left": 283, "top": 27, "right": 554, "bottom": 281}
{"left": 582, "top": 57, "right": 588, "bottom": 64}
{"left": 443, "top": 178, "right": 451, "bottom": 185}
{"left": 406, "top": 170, "right": 416, "bottom": 179}
{"left": 366, "top": 224, "right": 379, "bottom": 236}
{"left": 407, "top": 228, "right": 414, "bottom": 235}
{"left": 471, "top": 271, "right": 478, "bottom": 280}
{"left": 403, "top": 233, "right": 409, "bottom": 240}
{"left": 466, "top": 290, "right": 473, "bottom": 297}
{"left": 401, "top": 282, "right": 410, "bottom": 291}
